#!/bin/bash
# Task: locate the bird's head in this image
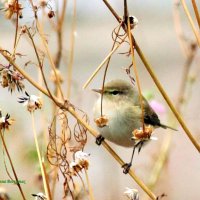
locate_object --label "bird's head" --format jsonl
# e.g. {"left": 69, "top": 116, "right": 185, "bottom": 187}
{"left": 92, "top": 79, "right": 135, "bottom": 102}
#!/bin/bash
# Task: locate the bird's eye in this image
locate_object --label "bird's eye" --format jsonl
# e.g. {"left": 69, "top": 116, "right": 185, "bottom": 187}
{"left": 111, "top": 90, "right": 120, "bottom": 95}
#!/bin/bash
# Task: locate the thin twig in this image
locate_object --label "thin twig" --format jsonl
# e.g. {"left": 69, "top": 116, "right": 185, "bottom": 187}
{"left": 84, "top": 169, "right": 95, "bottom": 200}
{"left": 145, "top": 42, "right": 197, "bottom": 194}
{"left": 126, "top": 4, "right": 145, "bottom": 130}
{"left": 55, "top": 0, "right": 67, "bottom": 68}
{"left": 42, "top": 162, "right": 53, "bottom": 200}
{"left": 67, "top": 0, "right": 76, "bottom": 99}
{"left": 26, "top": 27, "right": 61, "bottom": 108}
{"left": 173, "top": 0, "right": 189, "bottom": 57}
{"left": 180, "top": 0, "right": 200, "bottom": 46}
{"left": 36, "top": 21, "right": 65, "bottom": 100}
{"left": 13, "top": 0, "right": 19, "bottom": 50}
{"left": 191, "top": 0, "right": 200, "bottom": 29}
{"left": 83, "top": 34, "right": 127, "bottom": 89}
{"left": 31, "top": 113, "right": 52, "bottom": 200}
{"left": 100, "top": 22, "right": 123, "bottom": 116}
{"left": 0, "top": 130, "right": 26, "bottom": 200}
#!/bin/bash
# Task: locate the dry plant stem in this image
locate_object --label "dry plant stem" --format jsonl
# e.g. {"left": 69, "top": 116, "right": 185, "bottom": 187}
{"left": 31, "top": 113, "right": 52, "bottom": 200}
{"left": 55, "top": 0, "right": 67, "bottom": 68}
{"left": 147, "top": 134, "right": 172, "bottom": 190}
{"left": 26, "top": 28, "right": 60, "bottom": 108}
{"left": 145, "top": 46, "right": 197, "bottom": 193}
{"left": 135, "top": 42, "right": 200, "bottom": 152}
{"left": 0, "top": 130, "right": 26, "bottom": 200}
{"left": 13, "top": 0, "right": 19, "bottom": 49}
{"left": 127, "top": 16, "right": 145, "bottom": 130}
{"left": 180, "top": 0, "right": 200, "bottom": 46}
{"left": 76, "top": 172, "right": 88, "bottom": 197}
{"left": 12, "top": 31, "right": 22, "bottom": 57}
{"left": 0, "top": 49, "right": 156, "bottom": 200}
{"left": 42, "top": 162, "right": 53, "bottom": 200}
{"left": 84, "top": 169, "right": 95, "bottom": 200}
{"left": 83, "top": 34, "right": 127, "bottom": 89}
{"left": 191, "top": 0, "right": 200, "bottom": 28}
{"left": 102, "top": 0, "right": 200, "bottom": 152}
{"left": 67, "top": 0, "right": 76, "bottom": 99}
{"left": 36, "top": 21, "right": 65, "bottom": 100}
{"left": 100, "top": 22, "right": 123, "bottom": 116}
{"left": 173, "top": 0, "right": 189, "bottom": 57}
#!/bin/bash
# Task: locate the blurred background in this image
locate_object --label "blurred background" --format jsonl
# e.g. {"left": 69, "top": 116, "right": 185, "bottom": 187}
{"left": 0, "top": 0, "right": 200, "bottom": 199}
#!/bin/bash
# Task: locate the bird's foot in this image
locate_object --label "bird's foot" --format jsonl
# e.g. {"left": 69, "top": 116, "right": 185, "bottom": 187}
{"left": 96, "top": 135, "right": 105, "bottom": 145}
{"left": 122, "top": 163, "right": 132, "bottom": 174}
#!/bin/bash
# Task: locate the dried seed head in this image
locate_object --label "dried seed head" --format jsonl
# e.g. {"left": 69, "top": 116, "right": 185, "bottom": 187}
{"left": 95, "top": 115, "right": 108, "bottom": 128}
{"left": 0, "top": 113, "right": 14, "bottom": 131}
{"left": 129, "top": 16, "right": 138, "bottom": 29}
{"left": 48, "top": 10, "right": 55, "bottom": 18}
{"left": 18, "top": 93, "right": 42, "bottom": 113}
{"left": 124, "top": 187, "right": 139, "bottom": 200}
{"left": 132, "top": 125, "right": 155, "bottom": 142}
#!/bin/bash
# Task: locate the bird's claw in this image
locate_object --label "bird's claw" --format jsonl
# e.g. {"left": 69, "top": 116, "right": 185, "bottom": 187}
{"left": 96, "top": 135, "right": 105, "bottom": 145}
{"left": 122, "top": 163, "right": 132, "bottom": 174}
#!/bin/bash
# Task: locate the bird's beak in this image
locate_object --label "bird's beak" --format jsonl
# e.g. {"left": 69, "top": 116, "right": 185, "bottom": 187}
{"left": 92, "top": 89, "right": 102, "bottom": 94}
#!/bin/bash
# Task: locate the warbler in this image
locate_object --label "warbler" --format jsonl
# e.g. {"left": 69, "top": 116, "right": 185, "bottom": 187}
{"left": 93, "top": 79, "right": 176, "bottom": 173}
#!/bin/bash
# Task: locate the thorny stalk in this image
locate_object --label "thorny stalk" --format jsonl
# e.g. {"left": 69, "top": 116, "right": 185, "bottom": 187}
{"left": 0, "top": 48, "right": 156, "bottom": 200}
{"left": 180, "top": 0, "right": 200, "bottom": 46}
{"left": 102, "top": 0, "right": 200, "bottom": 152}
{"left": 31, "top": 113, "right": 52, "bottom": 200}
{"left": 0, "top": 130, "right": 26, "bottom": 200}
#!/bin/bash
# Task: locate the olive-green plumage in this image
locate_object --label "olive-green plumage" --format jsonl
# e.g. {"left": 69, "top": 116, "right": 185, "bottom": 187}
{"left": 93, "top": 79, "right": 176, "bottom": 147}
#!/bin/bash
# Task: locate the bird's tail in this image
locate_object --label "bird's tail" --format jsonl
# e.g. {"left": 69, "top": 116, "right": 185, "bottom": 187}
{"left": 160, "top": 123, "right": 178, "bottom": 131}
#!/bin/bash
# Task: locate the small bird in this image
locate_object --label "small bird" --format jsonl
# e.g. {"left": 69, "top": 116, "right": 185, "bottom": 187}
{"left": 93, "top": 79, "right": 176, "bottom": 173}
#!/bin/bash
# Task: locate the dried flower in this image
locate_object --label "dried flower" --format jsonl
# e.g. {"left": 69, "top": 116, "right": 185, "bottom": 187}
{"left": 32, "top": 192, "right": 47, "bottom": 200}
{"left": 18, "top": 92, "right": 42, "bottom": 112}
{"left": 124, "top": 187, "right": 139, "bottom": 200}
{"left": 132, "top": 125, "right": 157, "bottom": 142}
{"left": 0, "top": 187, "right": 10, "bottom": 200}
{"left": 94, "top": 115, "right": 108, "bottom": 128}
{"left": 121, "top": 15, "right": 138, "bottom": 29}
{"left": 2, "top": 0, "right": 23, "bottom": 19}
{"left": 0, "top": 111, "right": 14, "bottom": 131}
{"left": 129, "top": 16, "right": 138, "bottom": 29}
{"left": 70, "top": 151, "right": 90, "bottom": 174}
{"left": 0, "top": 67, "right": 24, "bottom": 92}
{"left": 75, "top": 150, "right": 90, "bottom": 161}
{"left": 48, "top": 10, "right": 55, "bottom": 18}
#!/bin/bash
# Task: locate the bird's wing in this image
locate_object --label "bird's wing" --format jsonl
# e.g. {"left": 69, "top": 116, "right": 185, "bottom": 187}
{"left": 143, "top": 99, "right": 162, "bottom": 127}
